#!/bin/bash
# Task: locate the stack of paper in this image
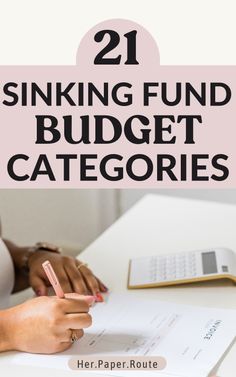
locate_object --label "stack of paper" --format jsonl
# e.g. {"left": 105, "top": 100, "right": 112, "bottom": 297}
{"left": 13, "top": 294, "right": 236, "bottom": 377}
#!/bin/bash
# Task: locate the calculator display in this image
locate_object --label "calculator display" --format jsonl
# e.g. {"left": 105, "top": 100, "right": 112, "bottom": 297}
{"left": 202, "top": 251, "right": 218, "bottom": 274}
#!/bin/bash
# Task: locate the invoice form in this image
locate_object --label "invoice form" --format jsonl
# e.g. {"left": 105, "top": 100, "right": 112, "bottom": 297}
{"left": 13, "top": 294, "right": 236, "bottom": 377}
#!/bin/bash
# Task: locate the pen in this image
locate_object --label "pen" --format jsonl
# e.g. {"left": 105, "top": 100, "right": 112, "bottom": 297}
{"left": 43, "top": 260, "right": 104, "bottom": 302}
{"left": 42, "top": 260, "right": 65, "bottom": 298}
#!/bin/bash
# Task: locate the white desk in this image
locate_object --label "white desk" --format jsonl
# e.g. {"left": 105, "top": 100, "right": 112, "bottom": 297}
{"left": 1, "top": 194, "right": 236, "bottom": 377}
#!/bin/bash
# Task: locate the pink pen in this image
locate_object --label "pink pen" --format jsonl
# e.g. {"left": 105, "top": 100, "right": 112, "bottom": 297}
{"left": 42, "top": 260, "right": 65, "bottom": 298}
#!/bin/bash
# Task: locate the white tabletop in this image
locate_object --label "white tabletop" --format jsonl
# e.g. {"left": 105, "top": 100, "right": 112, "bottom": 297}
{"left": 1, "top": 194, "right": 236, "bottom": 377}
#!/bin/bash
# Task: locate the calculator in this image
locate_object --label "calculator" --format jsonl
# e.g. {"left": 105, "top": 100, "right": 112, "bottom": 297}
{"left": 128, "top": 248, "right": 236, "bottom": 288}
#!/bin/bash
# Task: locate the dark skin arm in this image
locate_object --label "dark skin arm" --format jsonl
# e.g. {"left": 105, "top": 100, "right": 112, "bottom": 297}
{"left": 0, "top": 219, "right": 107, "bottom": 298}
{"left": 1, "top": 239, "right": 107, "bottom": 299}
{"left": 4, "top": 239, "right": 108, "bottom": 297}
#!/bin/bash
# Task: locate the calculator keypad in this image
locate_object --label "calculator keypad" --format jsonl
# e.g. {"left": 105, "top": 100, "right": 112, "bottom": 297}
{"left": 149, "top": 253, "right": 198, "bottom": 282}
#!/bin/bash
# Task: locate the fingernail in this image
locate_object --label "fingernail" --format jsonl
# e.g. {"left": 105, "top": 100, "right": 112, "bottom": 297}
{"left": 95, "top": 293, "right": 104, "bottom": 302}
{"left": 85, "top": 295, "right": 96, "bottom": 305}
{"left": 103, "top": 286, "right": 109, "bottom": 292}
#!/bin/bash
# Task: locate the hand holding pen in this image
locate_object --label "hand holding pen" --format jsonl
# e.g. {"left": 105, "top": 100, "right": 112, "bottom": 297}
{"left": 0, "top": 261, "right": 96, "bottom": 354}
{"left": 2, "top": 292, "right": 94, "bottom": 354}
{"left": 43, "top": 260, "right": 99, "bottom": 344}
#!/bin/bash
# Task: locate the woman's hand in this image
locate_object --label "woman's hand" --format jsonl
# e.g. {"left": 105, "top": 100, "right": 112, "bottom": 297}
{"left": 1, "top": 294, "right": 94, "bottom": 354}
{"left": 28, "top": 252, "right": 107, "bottom": 299}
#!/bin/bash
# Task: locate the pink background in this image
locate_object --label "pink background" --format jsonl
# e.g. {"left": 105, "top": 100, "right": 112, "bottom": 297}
{"left": 0, "top": 19, "right": 235, "bottom": 188}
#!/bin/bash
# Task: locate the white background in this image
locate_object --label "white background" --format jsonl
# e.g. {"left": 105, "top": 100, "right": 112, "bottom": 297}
{"left": 0, "top": 0, "right": 236, "bottom": 250}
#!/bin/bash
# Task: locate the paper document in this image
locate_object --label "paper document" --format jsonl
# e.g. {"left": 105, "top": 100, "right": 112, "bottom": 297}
{"left": 13, "top": 294, "right": 236, "bottom": 377}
